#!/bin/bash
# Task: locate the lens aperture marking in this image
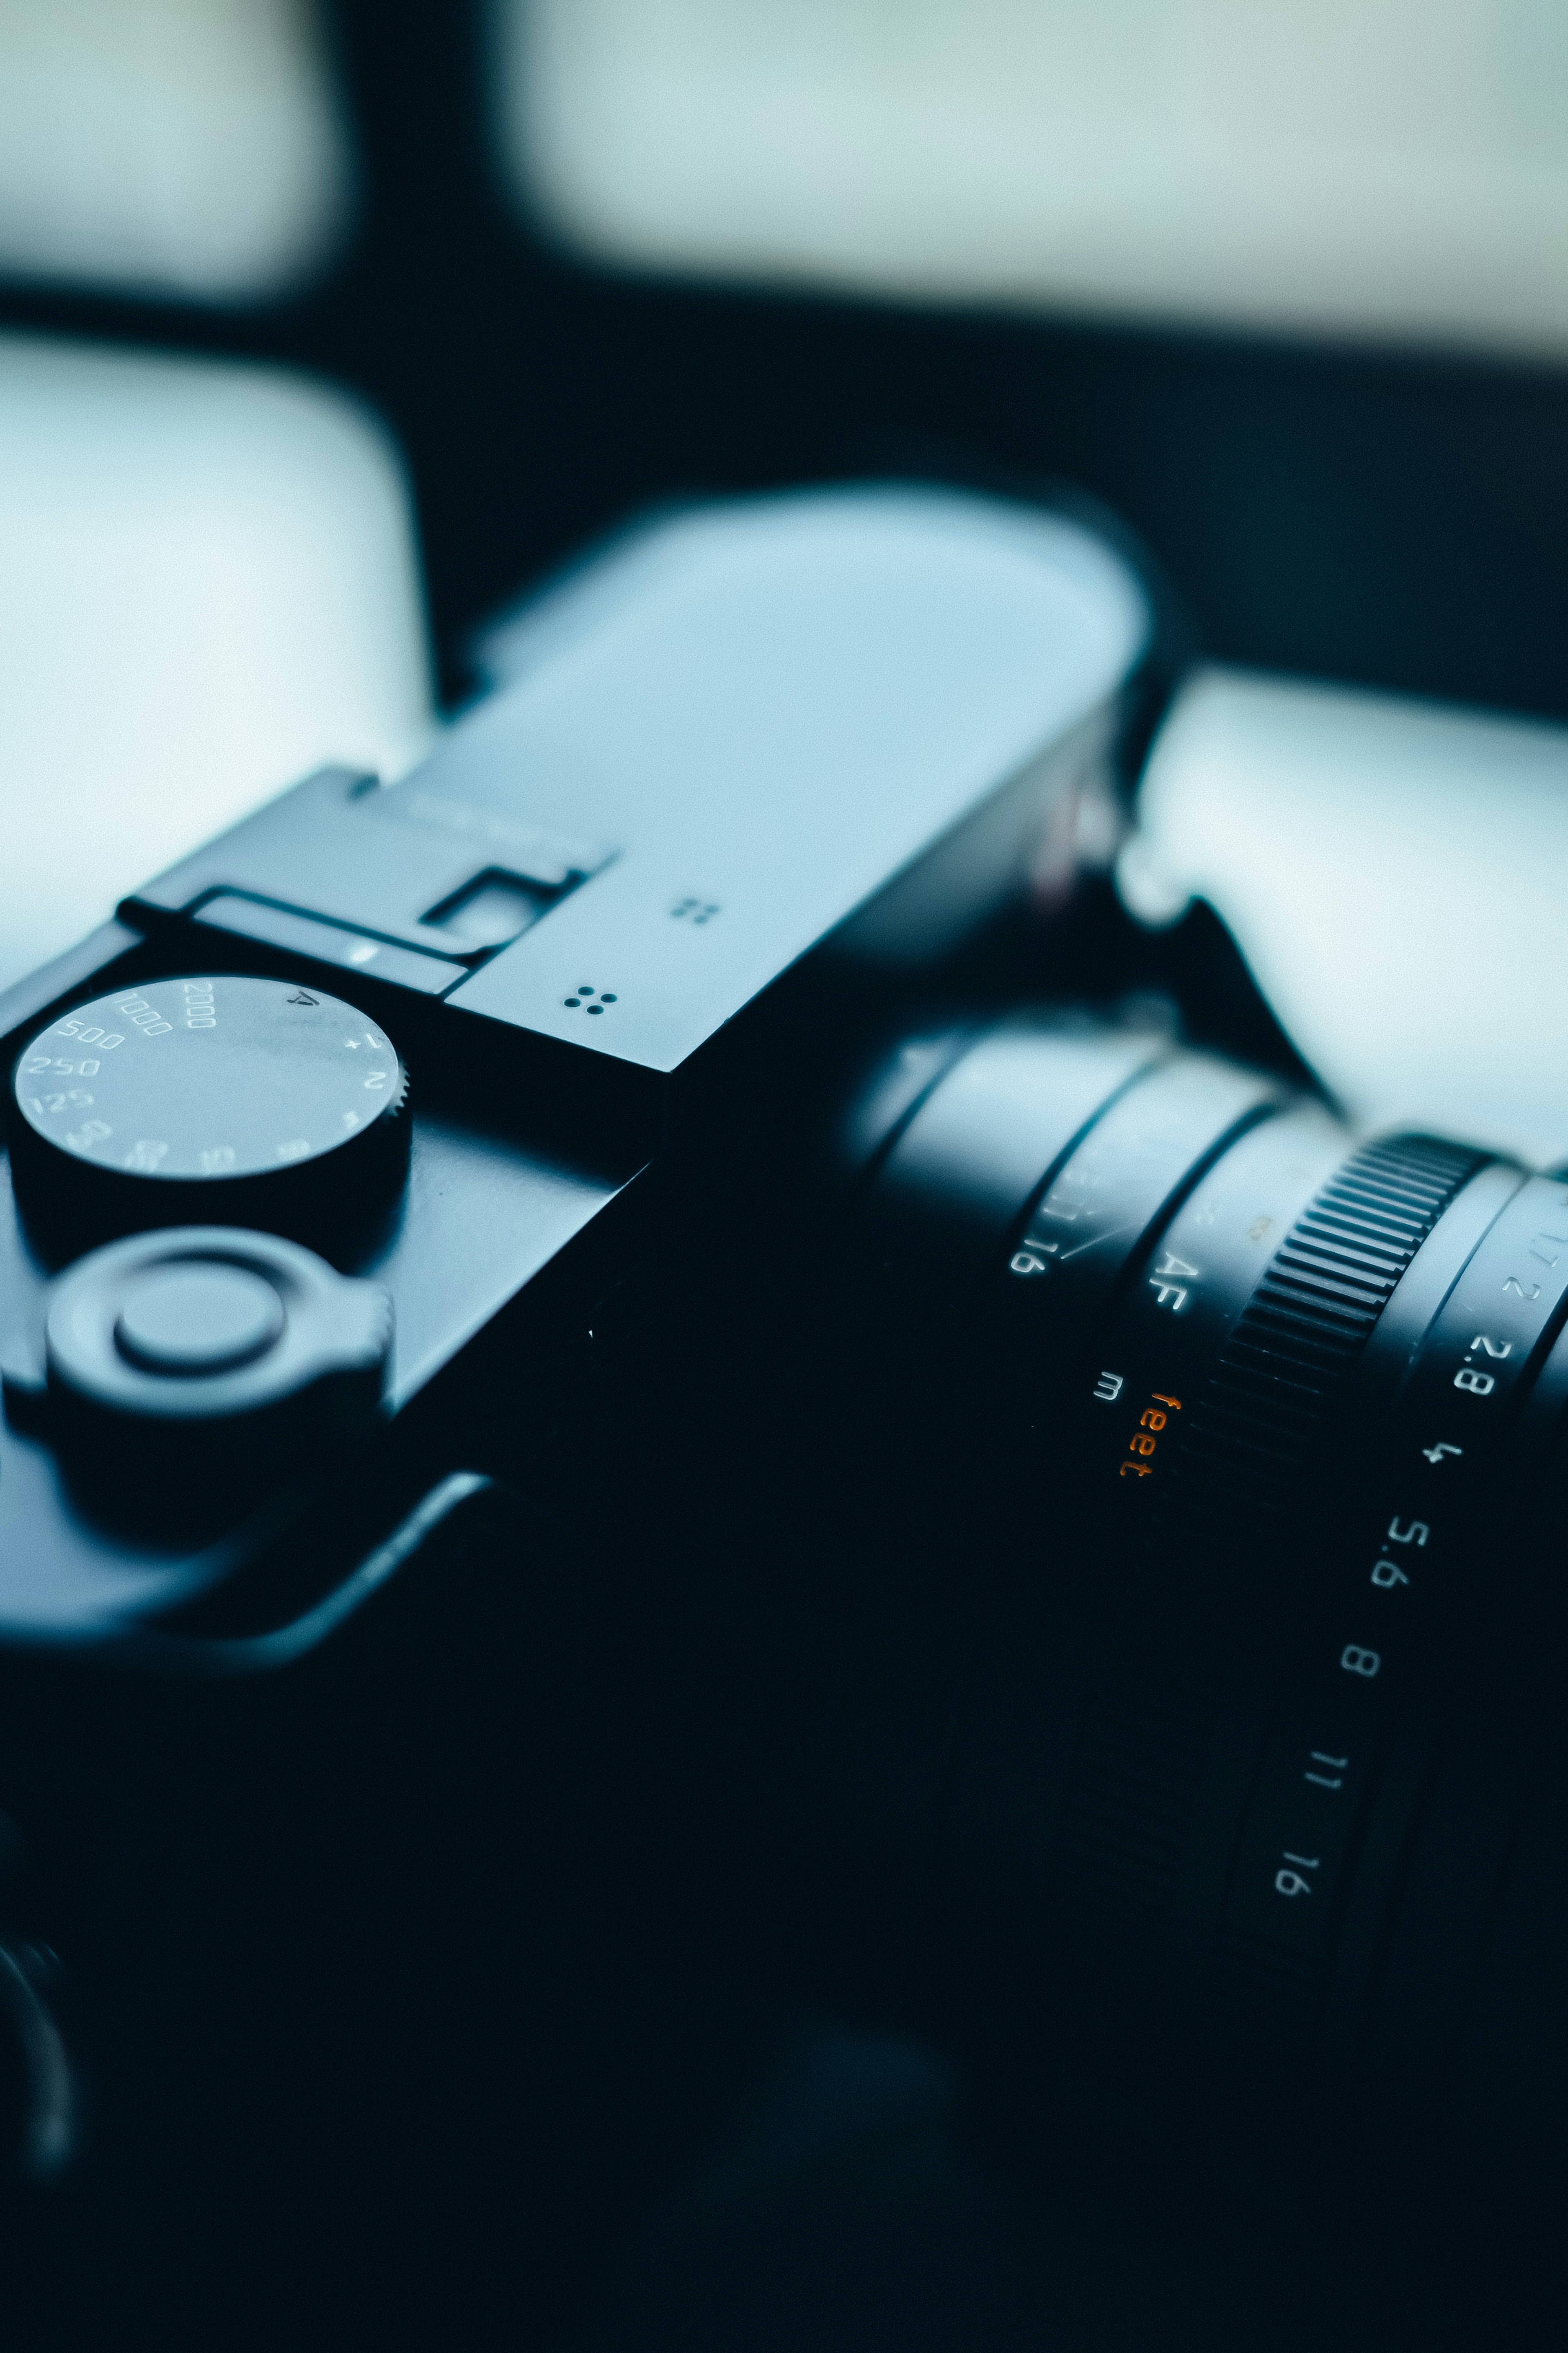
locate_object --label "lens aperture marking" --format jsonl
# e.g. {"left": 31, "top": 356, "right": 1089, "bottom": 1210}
{"left": 1324, "top": 1176, "right": 1568, "bottom": 1695}
{"left": 977, "top": 1049, "right": 1568, "bottom": 2100}
{"left": 1275, "top": 1853, "right": 1320, "bottom": 1899}
{"left": 1209, "top": 1166, "right": 1568, "bottom": 2052}
{"left": 1370, "top": 1513, "right": 1428, "bottom": 1594}
{"left": 1064, "top": 1125, "right": 1486, "bottom": 2062}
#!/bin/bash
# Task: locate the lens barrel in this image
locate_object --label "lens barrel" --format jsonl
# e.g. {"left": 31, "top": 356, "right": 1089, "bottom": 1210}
{"left": 851, "top": 1023, "right": 1568, "bottom": 2232}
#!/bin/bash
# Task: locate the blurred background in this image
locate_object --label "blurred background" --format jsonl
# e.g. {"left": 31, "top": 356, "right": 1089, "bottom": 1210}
{"left": 1, "top": 0, "right": 1566, "bottom": 1158}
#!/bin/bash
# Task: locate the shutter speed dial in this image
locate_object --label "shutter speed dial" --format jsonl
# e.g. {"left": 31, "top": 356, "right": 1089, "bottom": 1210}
{"left": 8, "top": 976, "right": 410, "bottom": 1258}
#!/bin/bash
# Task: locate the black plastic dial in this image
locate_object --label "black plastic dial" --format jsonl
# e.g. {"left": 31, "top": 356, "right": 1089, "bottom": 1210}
{"left": 40, "top": 1224, "right": 394, "bottom": 1532}
{"left": 8, "top": 975, "right": 410, "bottom": 1257}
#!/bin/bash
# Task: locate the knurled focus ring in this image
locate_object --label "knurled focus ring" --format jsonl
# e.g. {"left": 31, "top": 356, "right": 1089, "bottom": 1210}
{"left": 1163, "top": 1135, "right": 1486, "bottom": 1536}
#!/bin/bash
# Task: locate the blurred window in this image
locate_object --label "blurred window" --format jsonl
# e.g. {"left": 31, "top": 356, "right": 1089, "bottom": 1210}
{"left": 500, "top": 0, "right": 1568, "bottom": 359}
{"left": 0, "top": 336, "right": 434, "bottom": 991}
{"left": 1124, "top": 669, "right": 1568, "bottom": 1165}
{"left": 0, "top": 0, "right": 353, "bottom": 302}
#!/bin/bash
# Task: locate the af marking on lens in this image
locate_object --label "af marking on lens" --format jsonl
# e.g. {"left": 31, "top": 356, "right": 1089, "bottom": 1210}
{"left": 1148, "top": 1253, "right": 1198, "bottom": 1314}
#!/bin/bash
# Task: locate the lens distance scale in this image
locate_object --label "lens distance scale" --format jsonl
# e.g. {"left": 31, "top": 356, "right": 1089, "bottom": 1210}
{"left": 8, "top": 975, "right": 410, "bottom": 1256}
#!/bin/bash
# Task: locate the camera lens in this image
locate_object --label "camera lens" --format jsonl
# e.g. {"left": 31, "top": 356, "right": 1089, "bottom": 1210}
{"left": 851, "top": 1023, "right": 1568, "bottom": 2230}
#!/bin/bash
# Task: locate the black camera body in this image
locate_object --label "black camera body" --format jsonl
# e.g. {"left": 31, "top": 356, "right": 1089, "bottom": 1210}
{"left": 0, "top": 484, "right": 1156, "bottom": 2305}
{"left": 0, "top": 482, "right": 1149, "bottom": 1603}
{"left": 2, "top": 481, "right": 1564, "bottom": 2336}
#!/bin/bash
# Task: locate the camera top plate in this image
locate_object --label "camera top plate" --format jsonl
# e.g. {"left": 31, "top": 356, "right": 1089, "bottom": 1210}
{"left": 122, "top": 487, "right": 1151, "bottom": 1130}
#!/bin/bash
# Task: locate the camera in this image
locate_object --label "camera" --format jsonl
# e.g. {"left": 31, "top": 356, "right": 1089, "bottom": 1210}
{"left": 0, "top": 482, "right": 1561, "bottom": 2327}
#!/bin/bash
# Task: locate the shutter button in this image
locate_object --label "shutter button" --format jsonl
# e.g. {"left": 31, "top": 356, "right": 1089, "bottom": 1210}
{"left": 115, "top": 1264, "right": 285, "bottom": 1376}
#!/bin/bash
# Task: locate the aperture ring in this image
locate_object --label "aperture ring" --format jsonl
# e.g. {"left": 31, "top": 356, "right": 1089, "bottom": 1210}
{"left": 1214, "top": 1169, "right": 1568, "bottom": 2075}
{"left": 1037, "top": 1127, "right": 1490, "bottom": 2094}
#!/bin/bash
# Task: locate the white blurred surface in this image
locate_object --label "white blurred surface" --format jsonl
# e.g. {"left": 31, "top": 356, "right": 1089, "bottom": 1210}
{"left": 1123, "top": 669, "right": 1568, "bottom": 1166}
{"left": 0, "top": 334, "right": 434, "bottom": 994}
{"left": 503, "top": 0, "right": 1568, "bottom": 361}
{"left": 0, "top": 0, "right": 352, "bottom": 301}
